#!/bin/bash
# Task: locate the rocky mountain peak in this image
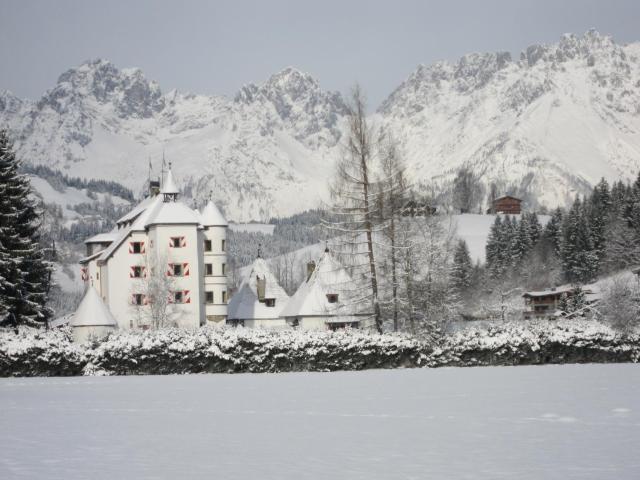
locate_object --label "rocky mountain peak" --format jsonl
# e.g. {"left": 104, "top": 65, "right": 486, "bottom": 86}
{"left": 41, "top": 59, "right": 164, "bottom": 118}
{"left": 234, "top": 67, "right": 347, "bottom": 147}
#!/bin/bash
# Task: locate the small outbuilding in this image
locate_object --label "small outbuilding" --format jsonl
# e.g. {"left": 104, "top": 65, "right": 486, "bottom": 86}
{"left": 70, "top": 287, "right": 118, "bottom": 343}
{"left": 227, "top": 257, "right": 290, "bottom": 328}
{"left": 280, "top": 248, "right": 370, "bottom": 330}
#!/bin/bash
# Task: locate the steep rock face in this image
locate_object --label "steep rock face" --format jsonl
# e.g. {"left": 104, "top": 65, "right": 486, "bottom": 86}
{"left": 2, "top": 30, "right": 640, "bottom": 219}
{"left": 379, "top": 30, "right": 640, "bottom": 207}
{"left": 2, "top": 61, "right": 347, "bottom": 221}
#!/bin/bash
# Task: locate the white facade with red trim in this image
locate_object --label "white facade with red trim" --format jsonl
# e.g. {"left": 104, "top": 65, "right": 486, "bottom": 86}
{"left": 79, "top": 166, "right": 228, "bottom": 330}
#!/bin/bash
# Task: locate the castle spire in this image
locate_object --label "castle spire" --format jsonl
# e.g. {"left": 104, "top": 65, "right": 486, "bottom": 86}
{"left": 161, "top": 161, "right": 179, "bottom": 202}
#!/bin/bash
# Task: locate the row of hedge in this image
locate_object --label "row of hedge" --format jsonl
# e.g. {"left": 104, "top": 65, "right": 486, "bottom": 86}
{"left": 0, "top": 320, "right": 638, "bottom": 377}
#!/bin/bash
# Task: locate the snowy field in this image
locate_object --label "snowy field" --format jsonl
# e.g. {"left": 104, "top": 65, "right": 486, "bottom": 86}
{"left": 1, "top": 364, "right": 639, "bottom": 479}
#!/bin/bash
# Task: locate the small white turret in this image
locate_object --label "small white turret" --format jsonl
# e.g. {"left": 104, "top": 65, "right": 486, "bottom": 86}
{"left": 162, "top": 163, "right": 179, "bottom": 202}
{"left": 200, "top": 195, "right": 228, "bottom": 324}
{"left": 70, "top": 287, "right": 118, "bottom": 343}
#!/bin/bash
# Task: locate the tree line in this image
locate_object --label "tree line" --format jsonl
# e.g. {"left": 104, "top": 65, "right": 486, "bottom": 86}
{"left": 482, "top": 176, "right": 640, "bottom": 288}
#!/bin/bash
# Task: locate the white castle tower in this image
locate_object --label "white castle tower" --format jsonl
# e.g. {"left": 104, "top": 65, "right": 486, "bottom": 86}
{"left": 200, "top": 194, "right": 229, "bottom": 323}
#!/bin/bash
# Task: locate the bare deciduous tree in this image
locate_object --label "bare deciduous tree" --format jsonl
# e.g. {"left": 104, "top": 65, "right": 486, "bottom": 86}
{"left": 600, "top": 274, "right": 640, "bottom": 333}
{"left": 131, "top": 253, "right": 179, "bottom": 329}
{"left": 324, "top": 85, "right": 383, "bottom": 332}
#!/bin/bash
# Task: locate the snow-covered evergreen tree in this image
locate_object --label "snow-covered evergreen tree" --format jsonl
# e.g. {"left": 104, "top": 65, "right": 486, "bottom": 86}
{"left": 0, "top": 130, "right": 52, "bottom": 326}
{"left": 561, "top": 197, "right": 598, "bottom": 283}
{"left": 451, "top": 239, "right": 473, "bottom": 294}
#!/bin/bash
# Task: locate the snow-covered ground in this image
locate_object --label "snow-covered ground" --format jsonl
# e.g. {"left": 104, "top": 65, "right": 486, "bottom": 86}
{"left": 1, "top": 364, "right": 638, "bottom": 479}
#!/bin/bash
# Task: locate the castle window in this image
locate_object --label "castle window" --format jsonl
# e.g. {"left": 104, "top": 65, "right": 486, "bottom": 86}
{"left": 264, "top": 298, "right": 276, "bottom": 307}
{"left": 132, "top": 294, "right": 144, "bottom": 306}
{"left": 205, "top": 291, "right": 214, "bottom": 304}
{"left": 221, "top": 239, "right": 226, "bottom": 252}
{"left": 327, "top": 294, "right": 339, "bottom": 303}
{"left": 205, "top": 263, "right": 213, "bottom": 276}
{"left": 131, "top": 266, "right": 144, "bottom": 278}
{"left": 171, "top": 236, "right": 185, "bottom": 248}
{"left": 222, "top": 291, "right": 227, "bottom": 304}
{"left": 130, "top": 242, "right": 144, "bottom": 254}
{"left": 172, "top": 264, "right": 183, "bottom": 277}
{"left": 173, "top": 291, "right": 184, "bottom": 304}
{"left": 204, "top": 239, "right": 212, "bottom": 252}
{"left": 222, "top": 263, "right": 226, "bottom": 275}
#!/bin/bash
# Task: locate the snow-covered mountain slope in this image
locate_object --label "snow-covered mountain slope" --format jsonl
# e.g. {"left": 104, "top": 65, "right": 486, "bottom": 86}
{"left": 0, "top": 62, "right": 346, "bottom": 221}
{"left": 2, "top": 30, "right": 640, "bottom": 218}
{"left": 379, "top": 30, "right": 640, "bottom": 207}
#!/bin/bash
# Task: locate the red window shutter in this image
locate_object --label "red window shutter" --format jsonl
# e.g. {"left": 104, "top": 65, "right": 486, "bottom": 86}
{"left": 166, "top": 263, "right": 173, "bottom": 276}
{"left": 184, "top": 290, "right": 191, "bottom": 304}
{"left": 143, "top": 294, "right": 148, "bottom": 305}
{"left": 140, "top": 242, "right": 145, "bottom": 254}
{"left": 183, "top": 262, "right": 190, "bottom": 276}
{"left": 81, "top": 267, "right": 88, "bottom": 282}
{"left": 129, "top": 266, "right": 135, "bottom": 278}
{"left": 143, "top": 266, "right": 147, "bottom": 278}
{"left": 181, "top": 236, "right": 186, "bottom": 247}
{"left": 128, "top": 242, "right": 134, "bottom": 254}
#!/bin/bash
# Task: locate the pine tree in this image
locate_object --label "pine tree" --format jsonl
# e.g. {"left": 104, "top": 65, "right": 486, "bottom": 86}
{"left": 486, "top": 215, "right": 504, "bottom": 278}
{"left": 561, "top": 197, "right": 598, "bottom": 283}
{"left": 0, "top": 130, "right": 52, "bottom": 326}
{"left": 543, "top": 208, "right": 563, "bottom": 258}
{"left": 451, "top": 239, "right": 473, "bottom": 294}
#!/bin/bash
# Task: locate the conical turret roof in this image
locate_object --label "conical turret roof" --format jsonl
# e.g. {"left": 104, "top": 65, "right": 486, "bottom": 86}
{"left": 71, "top": 287, "right": 118, "bottom": 327}
{"left": 161, "top": 167, "right": 179, "bottom": 195}
{"left": 200, "top": 199, "right": 228, "bottom": 227}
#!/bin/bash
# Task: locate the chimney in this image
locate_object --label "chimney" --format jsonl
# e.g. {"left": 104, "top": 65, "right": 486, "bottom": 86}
{"left": 149, "top": 180, "right": 160, "bottom": 197}
{"left": 256, "top": 275, "right": 266, "bottom": 301}
{"left": 306, "top": 261, "right": 316, "bottom": 281}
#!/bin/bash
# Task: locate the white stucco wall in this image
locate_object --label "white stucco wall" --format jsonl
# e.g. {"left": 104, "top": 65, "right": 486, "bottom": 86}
{"left": 202, "top": 225, "right": 227, "bottom": 322}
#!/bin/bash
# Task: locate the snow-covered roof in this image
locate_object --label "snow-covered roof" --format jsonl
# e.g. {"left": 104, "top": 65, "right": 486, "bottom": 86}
{"left": 70, "top": 287, "right": 118, "bottom": 327}
{"left": 116, "top": 195, "right": 157, "bottom": 224}
{"left": 280, "top": 250, "right": 368, "bottom": 319}
{"left": 200, "top": 200, "right": 228, "bottom": 227}
{"left": 144, "top": 201, "right": 201, "bottom": 226}
{"left": 228, "top": 258, "right": 289, "bottom": 320}
{"left": 161, "top": 168, "right": 179, "bottom": 195}
{"left": 79, "top": 250, "right": 105, "bottom": 265}
{"left": 84, "top": 231, "right": 118, "bottom": 244}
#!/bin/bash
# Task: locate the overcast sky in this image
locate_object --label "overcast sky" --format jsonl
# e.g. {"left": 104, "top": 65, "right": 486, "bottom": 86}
{"left": 1, "top": 0, "right": 639, "bottom": 107}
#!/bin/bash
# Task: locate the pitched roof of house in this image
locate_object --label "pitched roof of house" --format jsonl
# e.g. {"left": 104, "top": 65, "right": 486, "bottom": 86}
{"left": 84, "top": 230, "right": 118, "bottom": 244}
{"left": 70, "top": 287, "right": 118, "bottom": 327}
{"left": 280, "top": 250, "right": 367, "bottom": 319}
{"left": 144, "top": 200, "right": 201, "bottom": 226}
{"left": 228, "top": 258, "right": 289, "bottom": 320}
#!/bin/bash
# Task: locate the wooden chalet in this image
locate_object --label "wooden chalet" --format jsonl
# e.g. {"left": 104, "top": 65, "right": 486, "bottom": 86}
{"left": 488, "top": 195, "right": 522, "bottom": 215}
{"left": 522, "top": 286, "right": 596, "bottom": 320}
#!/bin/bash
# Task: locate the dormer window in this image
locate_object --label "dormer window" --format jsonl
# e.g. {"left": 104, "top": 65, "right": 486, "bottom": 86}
{"left": 327, "top": 294, "right": 339, "bottom": 303}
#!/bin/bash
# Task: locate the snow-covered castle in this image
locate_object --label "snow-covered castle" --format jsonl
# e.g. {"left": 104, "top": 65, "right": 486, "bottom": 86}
{"left": 79, "top": 165, "right": 228, "bottom": 330}
{"left": 74, "top": 165, "right": 369, "bottom": 339}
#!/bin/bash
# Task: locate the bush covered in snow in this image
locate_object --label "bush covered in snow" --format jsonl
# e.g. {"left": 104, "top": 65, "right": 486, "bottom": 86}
{"left": 0, "top": 320, "right": 638, "bottom": 377}
{"left": 430, "top": 319, "right": 640, "bottom": 367}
